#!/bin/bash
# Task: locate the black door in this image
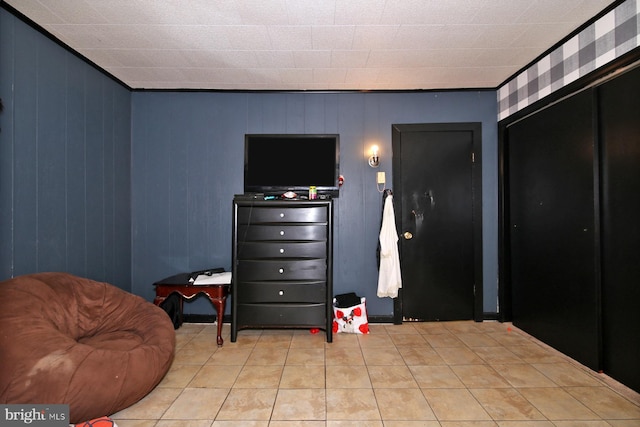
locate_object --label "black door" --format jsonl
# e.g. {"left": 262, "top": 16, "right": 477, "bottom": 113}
{"left": 392, "top": 123, "right": 483, "bottom": 322}
{"left": 599, "top": 66, "right": 640, "bottom": 392}
{"left": 506, "top": 90, "right": 599, "bottom": 371}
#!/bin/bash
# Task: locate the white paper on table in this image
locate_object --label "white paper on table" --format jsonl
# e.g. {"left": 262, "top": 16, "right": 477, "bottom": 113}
{"left": 192, "top": 272, "right": 232, "bottom": 285}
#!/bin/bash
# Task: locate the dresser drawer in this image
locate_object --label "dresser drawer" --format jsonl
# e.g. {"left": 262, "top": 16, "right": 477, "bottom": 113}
{"left": 236, "top": 281, "right": 327, "bottom": 303}
{"left": 236, "top": 303, "right": 326, "bottom": 327}
{"left": 237, "top": 241, "right": 326, "bottom": 259}
{"left": 237, "top": 206, "right": 327, "bottom": 224}
{"left": 237, "top": 259, "right": 326, "bottom": 281}
{"left": 238, "top": 224, "right": 327, "bottom": 241}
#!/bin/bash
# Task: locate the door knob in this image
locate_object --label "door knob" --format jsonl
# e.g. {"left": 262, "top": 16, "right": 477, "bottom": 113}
{"left": 403, "top": 231, "right": 413, "bottom": 240}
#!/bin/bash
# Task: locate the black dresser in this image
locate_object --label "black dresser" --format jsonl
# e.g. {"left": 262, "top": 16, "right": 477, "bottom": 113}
{"left": 231, "top": 198, "right": 333, "bottom": 342}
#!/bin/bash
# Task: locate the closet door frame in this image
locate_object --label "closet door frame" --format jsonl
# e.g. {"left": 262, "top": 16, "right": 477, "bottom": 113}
{"left": 498, "top": 50, "right": 640, "bottom": 323}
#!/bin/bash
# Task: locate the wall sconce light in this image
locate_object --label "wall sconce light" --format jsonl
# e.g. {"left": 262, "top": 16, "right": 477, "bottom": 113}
{"left": 368, "top": 145, "right": 380, "bottom": 168}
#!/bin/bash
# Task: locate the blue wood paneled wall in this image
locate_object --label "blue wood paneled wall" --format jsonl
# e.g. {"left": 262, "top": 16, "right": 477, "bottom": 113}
{"left": 132, "top": 91, "right": 498, "bottom": 316}
{"left": 1, "top": 7, "right": 499, "bottom": 315}
{"left": 0, "top": 9, "right": 132, "bottom": 289}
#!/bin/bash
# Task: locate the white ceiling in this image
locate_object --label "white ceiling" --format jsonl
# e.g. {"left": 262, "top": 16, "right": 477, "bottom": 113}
{"left": 6, "top": 0, "right": 615, "bottom": 91}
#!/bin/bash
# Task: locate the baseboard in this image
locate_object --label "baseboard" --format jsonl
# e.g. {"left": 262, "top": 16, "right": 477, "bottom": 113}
{"left": 183, "top": 313, "right": 221, "bottom": 323}
{"left": 367, "top": 315, "right": 395, "bottom": 323}
{"left": 483, "top": 312, "right": 500, "bottom": 321}
{"left": 181, "top": 313, "right": 501, "bottom": 324}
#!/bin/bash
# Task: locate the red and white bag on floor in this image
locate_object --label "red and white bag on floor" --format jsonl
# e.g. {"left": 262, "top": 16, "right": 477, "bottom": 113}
{"left": 75, "top": 417, "right": 118, "bottom": 427}
{"left": 332, "top": 296, "right": 369, "bottom": 334}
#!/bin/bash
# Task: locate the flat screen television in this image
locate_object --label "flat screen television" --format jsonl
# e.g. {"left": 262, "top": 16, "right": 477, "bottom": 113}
{"left": 244, "top": 134, "right": 340, "bottom": 198}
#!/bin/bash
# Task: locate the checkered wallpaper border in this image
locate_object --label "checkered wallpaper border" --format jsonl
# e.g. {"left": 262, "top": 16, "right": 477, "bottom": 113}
{"left": 498, "top": 0, "right": 640, "bottom": 121}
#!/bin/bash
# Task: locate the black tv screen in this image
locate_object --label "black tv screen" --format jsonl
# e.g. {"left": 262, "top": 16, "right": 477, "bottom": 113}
{"left": 244, "top": 134, "right": 340, "bottom": 197}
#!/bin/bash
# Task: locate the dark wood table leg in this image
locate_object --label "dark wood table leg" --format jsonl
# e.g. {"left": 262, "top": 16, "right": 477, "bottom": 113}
{"left": 154, "top": 274, "right": 229, "bottom": 346}
{"left": 208, "top": 297, "right": 226, "bottom": 346}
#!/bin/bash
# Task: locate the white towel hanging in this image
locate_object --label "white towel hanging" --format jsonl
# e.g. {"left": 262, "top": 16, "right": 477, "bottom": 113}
{"left": 377, "top": 194, "right": 402, "bottom": 298}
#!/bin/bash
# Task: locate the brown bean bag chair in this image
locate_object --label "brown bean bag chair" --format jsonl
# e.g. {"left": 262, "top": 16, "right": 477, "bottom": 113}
{"left": 0, "top": 272, "right": 175, "bottom": 423}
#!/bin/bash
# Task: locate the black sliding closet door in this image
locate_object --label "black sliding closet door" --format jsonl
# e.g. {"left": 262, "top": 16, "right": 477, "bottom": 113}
{"left": 507, "top": 90, "right": 600, "bottom": 371}
{"left": 598, "top": 66, "right": 640, "bottom": 392}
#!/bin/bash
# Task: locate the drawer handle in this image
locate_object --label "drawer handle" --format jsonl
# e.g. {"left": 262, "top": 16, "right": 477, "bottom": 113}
{"left": 280, "top": 230, "right": 285, "bottom": 236}
{"left": 279, "top": 290, "right": 284, "bottom": 296}
{"left": 279, "top": 248, "right": 285, "bottom": 254}
{"left": 279, "top": 212, "right": 285, "bottom": 218}
{"left": 278, "top": 268, "right": 284, "bottom": 274}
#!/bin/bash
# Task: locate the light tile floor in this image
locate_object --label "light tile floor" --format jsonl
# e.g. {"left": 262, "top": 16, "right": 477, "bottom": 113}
{"left": 112, "top": 321, "right": 640, "bottom": 426}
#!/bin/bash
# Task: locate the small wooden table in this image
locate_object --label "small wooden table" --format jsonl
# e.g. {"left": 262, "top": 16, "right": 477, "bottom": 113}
{"left": 153, "top": 273, "right": 230, "bottom": 346}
